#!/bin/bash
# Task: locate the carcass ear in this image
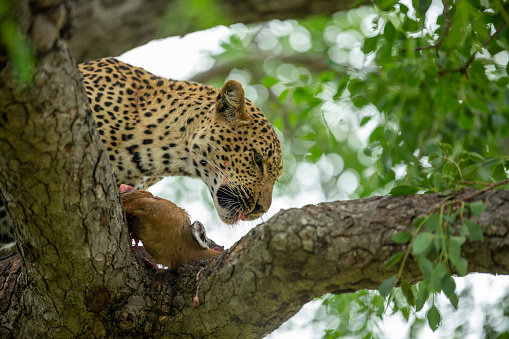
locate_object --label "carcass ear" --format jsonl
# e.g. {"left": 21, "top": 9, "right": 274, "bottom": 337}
{"left": 215, "top": 80, "right": 250, "bottom": 122}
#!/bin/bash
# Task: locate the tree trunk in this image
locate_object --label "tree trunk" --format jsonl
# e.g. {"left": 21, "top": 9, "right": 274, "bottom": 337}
{"left": 68, "top": 0, "right": 370, "bottom": 63}
{"left": 0, "top": 0, "right": 139, "bottom": 336}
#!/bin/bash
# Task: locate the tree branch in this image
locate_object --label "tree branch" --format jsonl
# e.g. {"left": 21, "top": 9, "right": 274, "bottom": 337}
{"left": 173, "top": 189, "right": 509, "bottom": 338}
{"left": 439, "top": 22, "right": 508, "bottom": 77}
{"left": 3, "top": 188, "right": 508, "bottom": 337}
{"left": 190, "top": 51, "right": 330, "bottom": 84}
{"left": 404, "top": 0, "right": 452, "bottom": 56}
{"left": 69, "top": 0, "right": 371, "bottom": 63}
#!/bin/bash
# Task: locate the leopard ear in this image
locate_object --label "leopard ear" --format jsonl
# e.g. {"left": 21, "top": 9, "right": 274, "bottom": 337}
{"left": 215, "top": 80, "right": 250, "bottom": 123}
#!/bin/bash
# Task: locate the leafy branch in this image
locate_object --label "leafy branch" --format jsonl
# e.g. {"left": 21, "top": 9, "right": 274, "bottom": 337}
{"left": 412, "top": 0, "right": 451, "bottom": 56}
{"left": 440, "top": 22, "right": 508, "bottom": 77}
{"left": 454, "top": 178, "right": 509, "bottom": 203}
{"left": 379, "top": 140, "right": 509, "bottom": 332}
{"left": 381, "top": 192, "right": 488, "bottom": 332}
{"left": 398, "top": 0, "right": 507, "bottom": 78}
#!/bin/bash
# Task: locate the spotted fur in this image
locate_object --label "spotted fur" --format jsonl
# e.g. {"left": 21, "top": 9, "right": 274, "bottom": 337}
{"left": 78, "top": 58, "right": 283, "bottom": 224}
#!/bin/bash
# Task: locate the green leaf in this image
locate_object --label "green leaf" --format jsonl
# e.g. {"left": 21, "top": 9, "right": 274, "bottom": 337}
{"left": 471, "top": 6, "right": 489, "bottom": 41}
{"left": 307, "top": 144, "right": 323, "bottom": 162}
{"left": 401, "top": 307, "right": 410, "bottom": 321}
{"left": 362, "top": 36, "right": 379, "bottom": 54}
{"left": 434, "top": 78, "right": 447, "bottom": 117}
{"left": 424, "top": 213, "right": 440, "bottom": 232}
{"left": 360, "top": 116, "right": 371, "bottom": 126}
{"left": 427, "top": 305, "right": 442, "bottom": 332}
{"left": 378, "top": 0, "right": 399, "bottom": 11}
{"left": 464, "top": 219, "right": 484, "bottom": 242}
{"left": 293, "top": 87, "right": 308, "bottom": 104}
{"left": 262, "top": 76, "right": 279, "bottom": 88}
{"left": 299, "top": 132, "right": 317, "bottom": 141}
{"left": 462, "top": 165, "right": 479, "bottom": 180}
{"left": 468, "top": 152, "right": 485, "bottom": 161}
{"left": 384, "top": 21, "right": 396, "bottom": 42}
{"left": 467, "top": 201, "right": 486, "bottom": 216}
{"left": 418, "top": 256, "right": 434, "bottom": 282}
{"left": 415, "top": 284, "right": 429, "bottom": 312}
{"left": 390, "top": 185, "right": 419, "bottom": 196}
{"left": 411, "top": 217, "right": 426, "bottom": 228}
{"left": 413, "top": 232, "right": 433, "bottom": 255}
{"left": 433, "top": 236, "right": 442, "bottom": 252}
{"left": 348, "top": 79, "right": 364, "bottom": 96}
{"left": 401, "top": 279, "right": 415, "bottom": 306}
{"left": 456, "top": 257, "right": 468, "bottom": 276}
{"left": 446, "top": 291, "right": 459, "bottom": 310}
{"left": 0, "top": 21, "right": 35, "bottom": 84}
{"left": 318, "top": 71, "right": 335, "bottom": 83}
{"left": 402, "top": 17, "right": 419, "bottom": 32}
{"left": 477, "top": 165, "right": 492, "bottom": 182}
{"left": 413, "top": 0, "right": 432, "bottom": 16}
{"left": 448, "top": 236, "right": 465, "bottom": 266}
{"left": 467, "top": 94, "right": 490, "bottom": 113}
{"left": 334, "top": 77, "right": 349, "bottom": 99}
{"left": 431, "top": 263, "right": 447, "bottom": 292}
{"left": 392, "top": 232, "right": 412, "bottom": 244}
{"left": 379, "top": 275, "right": 397, "bottom": 297}
{"left": 429, "top": 157, "right": 443, "bottom": 168}
{"left": 386, "top": 252, "right": 404, "bottom": 268}
{"left": 441, "top": 274, "right": 458, "bottom": 309}
{"left": 279, "top": 89, "right": 289, "bottom": 102}
{"left": 352, "top": 95, "right": 369, "bottom": 108}
{"left": 459, "top": 105, "right": 474, "bottom": 130}
{"left": 493, "top": 163, "right": 507, "bottom": 181}
{"left": 437, "top": 142, "right": 453, "bottom": 155}
{"left": 483, "top": 157, "right": 501, "bottom": 167}
{"left": 496, "top": 77, "right": 509, "bottom": 87}
{"left": 441, "top": 274, "right": 456, "bottom": 296}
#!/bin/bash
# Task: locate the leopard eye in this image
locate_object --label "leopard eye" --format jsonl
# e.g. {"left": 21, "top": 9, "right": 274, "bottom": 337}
{"left": 253, "top": 150, "right": 264, "bottom": 174}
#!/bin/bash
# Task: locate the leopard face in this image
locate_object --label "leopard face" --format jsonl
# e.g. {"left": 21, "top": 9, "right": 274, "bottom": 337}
{"left": 78, "top": 58, "right": 283, "bottom": 224}
{"left": 189, "top": 80, "right": 283, "bottom": 223}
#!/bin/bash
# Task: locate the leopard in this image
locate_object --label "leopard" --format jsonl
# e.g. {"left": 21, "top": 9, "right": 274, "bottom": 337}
{"left": 79, "top": 58, "right": 283, "bottom": 224}
{"left": 0, "top": 57, "right": 283, "bottom": 256}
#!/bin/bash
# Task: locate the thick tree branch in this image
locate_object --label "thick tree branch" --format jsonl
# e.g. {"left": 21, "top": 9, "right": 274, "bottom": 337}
{"left": 190, "top": 49, "right": 331, "bottom": 84}
{"left": 169, "top": 189, "right": 509, "bottom": 338}
{"left": 68, "top": 0, "right": 370, "bottom": 63}
{"left": 2, "top": 189, "right": 508, "bottom": 337}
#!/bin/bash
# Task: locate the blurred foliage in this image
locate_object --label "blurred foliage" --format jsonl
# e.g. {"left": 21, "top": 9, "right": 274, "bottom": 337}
{"left": 202, "top": 2, "right": 509, "bottom": 200}
{"left": 0, "top": 0, "right": 35, "bottom": 83}
{"left": 190, "top": 0, "right": 509, "bottom": 337}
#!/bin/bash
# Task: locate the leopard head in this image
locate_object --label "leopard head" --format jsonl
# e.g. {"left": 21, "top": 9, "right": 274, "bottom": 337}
{"left": 191, "top": 80, "right": 283, "bottom": 224}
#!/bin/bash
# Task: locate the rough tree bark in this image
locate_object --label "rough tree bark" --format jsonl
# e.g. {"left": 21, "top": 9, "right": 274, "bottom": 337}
{"left": 1, "top": 189, "right": 509, "bottom": 337}
{"left": 0, "top": 0, "right": 141, "bottom": 337}
{"left": 1, "top": 0, "right": 509, "bottom": 338}
{"left": 68, "top": 0, "right": 370, "bottom": 63}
